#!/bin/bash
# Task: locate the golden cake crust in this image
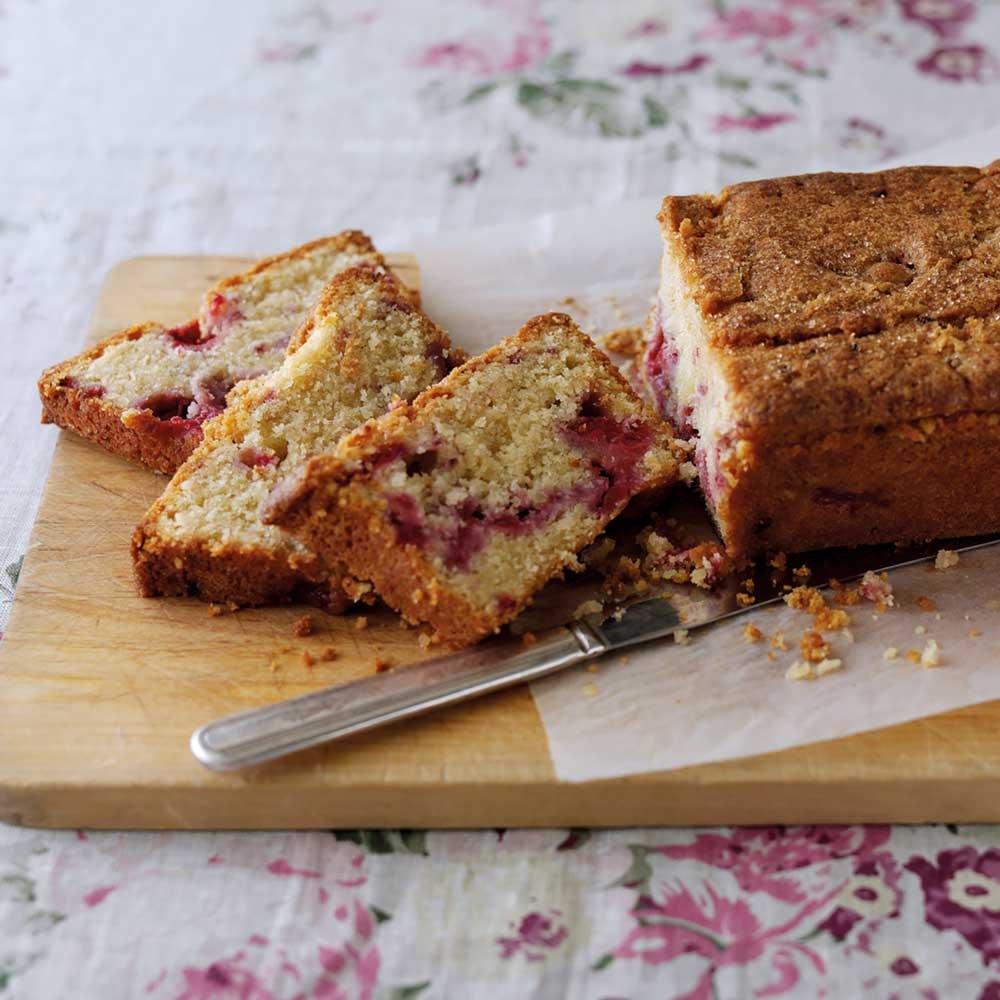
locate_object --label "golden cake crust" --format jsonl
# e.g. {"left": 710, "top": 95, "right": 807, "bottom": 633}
{"left": 38, "top": 231, "right": 397, "bottom": 473}
{"left": 267, "top": 313, "right": 682, "bottom": 647}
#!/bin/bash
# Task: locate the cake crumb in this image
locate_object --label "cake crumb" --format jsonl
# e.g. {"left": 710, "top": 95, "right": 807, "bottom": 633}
{"left": 743, "top": 623, "right": 764, "bottom": 644}
{"left": 355, "top": 616, "right": 369, "bottom": 631}
{"left": 598, "top": 325, "right": 644, "bottom": 357}
{"left": 883, "top": 646, "right": 899, "bottom": 661}
{"left": 587, "top": 663, "right": 599, "bottom": 674}
{"left": 770, "top": 631, "right": 788, "bottom": 651}
{"left": 573, "top": 600, "right": 604, "bottom": 619}
{"left": 815, "top": 657, "right": 843, "bottom": 677}
{"left": 906, "top": 649, "right": 921, "bottom": 664}
{"left": 915, "top": 596, "right": 937, "bottom": 613}
{"left": 969, "top": 629, "right": 982, "bottom": 638}
{"left": 208, "top": 603, "right": 226, "bottom": 618}
{"left": 785, "top": 586, "right": 826, "bottom": 614}
{"left": 521, "top": 631, "right": 538, "bottom": 648}
{"left": 859, "top": 571, "right": 895, "bottom": 607}
{"left": 582, "top": 681, "right": 599, "bottom": 697}
{"left": 770, "top": 552, "right": 788, "bottom": 571}
{"left": 915, "top": 624, "right": 927, "bottom": 636}
{"left": 800, "top": 630, "right": 831, "bottom": 663}
{"left": 302, "top": 650, "right": 315, "bottom": 667}
{"left": 673, "top": 628, "right": 691, "bottom": 645}
{"left": 785, "top": 661, "right": 815, "bottom": 681}
{"left": 373, "top": 656, "right": 392, "bottom": 673}
{"left": 813, "top": 607, "right": 850, "bottom": 632}
{"left": 792, "top": 565, "right": 811, "bottom": 581}
{"left": 292, "top": 614, "right": 316, "bottom": 637}
{"left": 767, "top": 651, "right": 776, "bottom": 661}
{"left": 935, "top": 549, "right": 960, "bottom": 570}
{"left": 319, "top": 647, "right": 339, "bottom": 662}
{"left": 736, "top": 592, "right": 756, "bottom": 607}
{"left": 921, "top": 639, "right": 941, "bottom": 669}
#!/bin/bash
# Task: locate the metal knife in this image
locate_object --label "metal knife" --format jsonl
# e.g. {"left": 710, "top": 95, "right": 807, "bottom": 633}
{"left": 191, "top": 535, "right": 1000, "bottom": 771}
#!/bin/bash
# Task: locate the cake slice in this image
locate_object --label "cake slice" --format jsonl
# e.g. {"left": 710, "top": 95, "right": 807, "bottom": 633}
{"left": 131, "top": 266, "right": 461, "bottom": 609}
{"left": 643, "top": 162, "right": 1000, "bottom": 561}
{"left": 264, "top": 313, "right": 682, "bottom": 647}
{"left": 39, "top": 232, "right": 398, "bottom": 473}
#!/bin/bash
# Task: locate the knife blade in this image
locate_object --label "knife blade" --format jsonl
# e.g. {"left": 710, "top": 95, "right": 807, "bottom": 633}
{"left": 191, "top": 534, "right": 1000, "bottom": 771}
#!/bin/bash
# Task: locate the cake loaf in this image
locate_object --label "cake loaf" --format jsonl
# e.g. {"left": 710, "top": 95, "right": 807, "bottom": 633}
{"left": 39, "top": 232, "right": 397, "bottom": 473}
{"left": 264, "top": 313, "right": 682, "bottom": 647}
{"left": 132, "top": 266, "right": 461, "bottom": 609}
{"left": 643, "top": 162, "right": 1000, "bottom": 561}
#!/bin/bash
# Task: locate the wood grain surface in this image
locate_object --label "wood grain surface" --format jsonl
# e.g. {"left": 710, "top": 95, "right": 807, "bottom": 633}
{"left": 4, "top": 255, "right": 1000, "bottom": 830}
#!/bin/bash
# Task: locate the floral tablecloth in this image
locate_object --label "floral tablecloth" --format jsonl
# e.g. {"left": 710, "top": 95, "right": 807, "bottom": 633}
{"left": 4, "top": 1, "right": 1000, "bottom": 996}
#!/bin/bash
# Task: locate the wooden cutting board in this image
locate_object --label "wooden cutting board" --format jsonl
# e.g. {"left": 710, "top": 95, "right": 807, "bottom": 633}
{"left": 5, "top": 255, "right": 1000, "bottom": 830}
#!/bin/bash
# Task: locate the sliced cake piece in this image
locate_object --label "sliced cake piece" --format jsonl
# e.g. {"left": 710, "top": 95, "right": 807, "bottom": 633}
{"left": 643, "top": 163, "right": 1000, "bottom": 561}
{"left": 39, "top": 232, "right": 398, "bottom": 473}
{"left": 264, "top": 313, "right": 682, "bottom": 647}
{"left": 131, "top": 266, "right": 462, "bottom": 609}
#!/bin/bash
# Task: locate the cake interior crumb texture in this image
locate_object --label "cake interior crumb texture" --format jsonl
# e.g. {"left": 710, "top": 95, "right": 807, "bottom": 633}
{"left": 643, "top": 162, "right": 1000, "bottom": 560}
{"left": 38, "top": 232, "right": 394, "bottom": 473}
{"left": 268, "top": 313, "right": 681, "bottom": 646}
{"left": 132, "top": 265, "right": 461, "bottom": 608}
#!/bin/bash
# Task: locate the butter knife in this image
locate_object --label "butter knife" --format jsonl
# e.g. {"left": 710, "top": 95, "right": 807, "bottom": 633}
{"left": 191, "top": 535, "right": 1000, "bottom": 771}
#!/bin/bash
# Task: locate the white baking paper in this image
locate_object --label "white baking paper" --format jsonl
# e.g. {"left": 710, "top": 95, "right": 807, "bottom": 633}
{"left": 398, "top": 125, "right": 1000, "bottom": 783}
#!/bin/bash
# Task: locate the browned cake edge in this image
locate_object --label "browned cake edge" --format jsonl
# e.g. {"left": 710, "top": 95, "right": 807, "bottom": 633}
{"left": 714, "top": 411, "right": 1000, "bottom": 559}
{"left": 132, "top": 267, "right": 457, "bottom": 611}
{"left": 37, "top": 231, "right": 401, "bottom": 474}
{"left": 266, "top": 313, "right": 682, "bottom": 647}
{"left": 38, "top": 323, "right": 195, "bottom": 474}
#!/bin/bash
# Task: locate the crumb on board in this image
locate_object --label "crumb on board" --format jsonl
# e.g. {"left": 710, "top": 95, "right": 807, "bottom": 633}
{"left": 743, "top": 623, "right": 764, "bottom": 644}
{"left": 208, "top": 603, "right": 225, "bottom": 618}
{"left": 582, "top": 681, "right": 599, "bottom": 697}
{"left": 673, "top": 628, "right": 691, "bottom": 646}
{"left": 355, "top": 616, "right": 369, "bottom": 631}
{"left": 319, "top": 647, "right": 339, "bottom": 662}
{"left": 573, "top": 600, "right": 604, "bottom": 619}
{"left": 770, "top": 552, "right": 788, "bottom": 572}
{"left": 813, "top": 607, "right": 850, "bottom": 632}
{"left": 785, "top": 661, "right": 814, "bottom": 681}
{"left": 815, "top": 657, "right": 843, "bottom": 677}
{"left": 587, "top": 663, "right": 599, "bottom": 674}
{"left": 921, "top": 638, "right": 941, "bottom": 669}
{"left": 970, "top": 629, "right": 982, "bottom": 638}
{"left": 521, "top": 631, "right": 538, "bottom": 648}
{"left": 292, "top": 614, "right": 316, "bottom": 637}
{"left": 770, "top": 631, "right": 788, "bottom": 651}
{"left": 617, "top": 655, "right": 629, "bottom": 665}
{"left": 859, "top": 570, "right": 895, "bottom": 608}
{"left": 767, "top": 651, "right": 776, "bottom": 661}
{"left": 736, "top": 592, "right": 755, "bottom": 607}
{"left": 906, "top": 649, "right": 922, "bottom": 664}
{"left": 800, "top": 630, "right": 831, "bottom": 663}
{"left": 792, "top": 565, "right": 811, "bottom": 581}
{"left": 785, "top": 586, "right": 826, "bottom": 614}
{"left": 915, "top": 624, "right": 927, "bottom": 636}
{"left": 597, "top": 325, "right": 644, "bottom": 357}
{"left": 373, "top": 656, "right": 392, "bottom": 673}
{"left": 883, "top": 646, "right": 899, "bottom": 661}
{"left": 935, "top": 549, "right": 960, "bottom": 570}
{"left": 302, "top": 650, "right": 315, "bottom": 667}
{"left": 915, "top": 596, "right": 937, "bottom": 613}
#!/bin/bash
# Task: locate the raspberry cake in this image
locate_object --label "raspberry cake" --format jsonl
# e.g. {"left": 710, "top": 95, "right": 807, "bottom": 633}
{"left": 643, "top": 163, "right": 1000, "bottom": 561}
{"left": 132, "top": 266, "right": 461, "bottom": 609}
{"left": 39, "top": 232, "right": 396, "bottom": 473}
{"left": 264, "top": 313, "right": 681, "bottom": 647}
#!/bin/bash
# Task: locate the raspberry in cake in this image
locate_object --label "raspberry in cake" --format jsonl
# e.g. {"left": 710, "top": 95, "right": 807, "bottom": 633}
{"left": 643, "top": 163, "right": 1000, "bottom": 561}
{"left": 131, "top": 266, "right": 462, "bottom": 609}
{"left": 264, "top": 313, "right": 682, "bottom": 647}
{"left": 39, "top": 232, "right": 400, "bottom": 473}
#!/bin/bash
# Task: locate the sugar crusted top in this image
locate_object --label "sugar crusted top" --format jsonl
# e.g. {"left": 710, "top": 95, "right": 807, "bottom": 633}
{"left": 659, "top": 164, "right": 1000, "bottom": 438}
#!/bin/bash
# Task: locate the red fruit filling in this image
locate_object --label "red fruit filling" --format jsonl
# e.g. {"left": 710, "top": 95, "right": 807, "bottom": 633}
{"left": 378, "top": 395, "right": 653, "bottom": 572}
{"left": 58, "top": 375, "right": 105, "bottom": 399}
{"left": 253, "top": 333, "right": 292, "bottom": 356}
{"left": 236, "top": 446, "right": 278, "bottom": 470}
{"left": 643, "top": 315, "right": 688, "bottom": 431}
{"left": 425, "top": 340, "right": 460, "bottom": 381}
{"left": 559, "top": 394, "right": 653, "bottom": 515}
{"left": 164, "top": 319, "right": 212, "bottom": 351}
{"left": 205, "top": 293, "right": 244, "bottom": 329}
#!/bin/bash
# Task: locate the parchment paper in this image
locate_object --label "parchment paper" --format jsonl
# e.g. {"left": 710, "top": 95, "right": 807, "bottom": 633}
{"left": 402, "top": 126, "right": 1000, "bottom": 783}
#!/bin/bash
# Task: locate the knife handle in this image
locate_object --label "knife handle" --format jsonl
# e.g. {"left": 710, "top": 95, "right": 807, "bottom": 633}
{"left": 191, "top": 621, "right": 607, "bottom": 771}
